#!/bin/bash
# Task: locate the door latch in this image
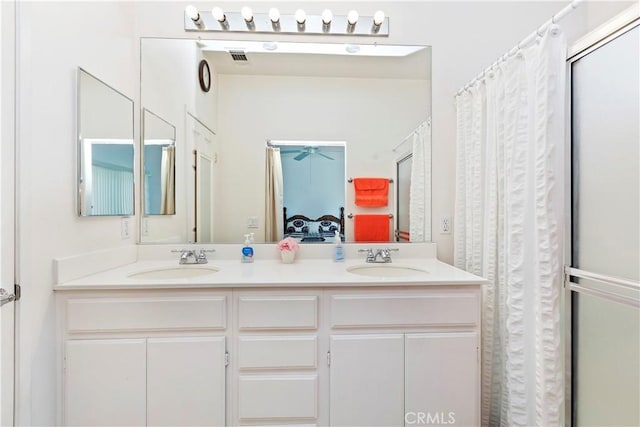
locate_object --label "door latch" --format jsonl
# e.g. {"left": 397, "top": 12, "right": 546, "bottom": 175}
{"left": 0, "top": 287, "right": 15, "bottom": 307}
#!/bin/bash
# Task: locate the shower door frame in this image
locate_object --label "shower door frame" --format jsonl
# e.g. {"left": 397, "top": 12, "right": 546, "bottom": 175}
{"left": 564, "top": 8, "right": 640, "bottom": 427}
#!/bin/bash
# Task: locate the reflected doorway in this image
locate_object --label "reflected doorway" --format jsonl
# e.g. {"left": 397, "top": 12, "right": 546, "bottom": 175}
{"left": 267, "top": 140, "right": 346, "bottom": 242}
{"left": 396, "top": 153, "right": 412, "bottom": 242}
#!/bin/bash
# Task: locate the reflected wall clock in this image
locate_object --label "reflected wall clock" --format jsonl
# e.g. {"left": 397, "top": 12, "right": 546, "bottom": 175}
{"left": 198, "top": 59, "right": 211, "bottom": 92}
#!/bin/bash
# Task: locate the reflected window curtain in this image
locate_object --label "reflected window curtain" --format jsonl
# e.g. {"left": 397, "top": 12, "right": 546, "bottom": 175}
{"left": 409, "top": 118, "right": 432, "bottom": 242}
{"left": 454, "top": 26, "right": 566, "bottom": 427}
{"left": 160, "top": 145, "right": 176, "bottom": 214}
{"left": 91, "top": 164, "right": 134, "bottom": 215}
{"left": 265, "top": 147, "right": 284, "bottom": 241}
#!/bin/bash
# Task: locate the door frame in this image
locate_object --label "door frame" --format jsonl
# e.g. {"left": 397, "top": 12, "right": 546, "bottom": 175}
{"left": 394, "top": 150, "right": 412, "bottom": 242}
{"left": 0, "top": 0, "right": 17, "bottom": 425}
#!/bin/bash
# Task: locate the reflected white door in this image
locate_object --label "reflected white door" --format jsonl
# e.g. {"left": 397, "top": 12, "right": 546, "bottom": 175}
{"left": 196, "top": 154, "right": 214, "bottom": 243}
{"left": 186, "top": 112, "right": 217, "bottom": 243}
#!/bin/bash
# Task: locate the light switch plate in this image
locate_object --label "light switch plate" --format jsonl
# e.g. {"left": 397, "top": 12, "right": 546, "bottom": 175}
{"left": 142, "top": 218, "right": 149, "bottom": 237}
{"left": 121, "top": 217, "right": 131, "bottom": 239}
{"left": 247, "top": 216, "right": 259, "bottom": 229}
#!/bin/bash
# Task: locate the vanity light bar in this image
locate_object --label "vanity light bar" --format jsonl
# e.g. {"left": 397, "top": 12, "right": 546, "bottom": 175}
{"left": 184, "top": 8, "right": 389, "bottom": 37}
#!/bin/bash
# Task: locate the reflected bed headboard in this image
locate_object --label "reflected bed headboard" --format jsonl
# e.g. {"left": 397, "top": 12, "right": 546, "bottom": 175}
{"left": 283, "top": 207, "right": 345, "bottom": 242}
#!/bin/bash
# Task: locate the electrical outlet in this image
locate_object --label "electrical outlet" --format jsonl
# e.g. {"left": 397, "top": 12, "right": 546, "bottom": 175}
{"left": 142, "top": 218, "right": 149, "bottom": 237}
{"left": 121, "top": 217, "right": 131, "bottom": 239}
{"left": 440, "top": 216, "right": 452, "bottom": 234}
{"left": 247, "top": 216, "right": 259, "bottom": 229}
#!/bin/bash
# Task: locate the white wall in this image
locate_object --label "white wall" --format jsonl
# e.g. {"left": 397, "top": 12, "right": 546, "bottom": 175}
{"left": 216, "top": 74, "right": 428, "bottom": 242}
{"left": 13, "top": 1, "right": 634, "bottom": 425}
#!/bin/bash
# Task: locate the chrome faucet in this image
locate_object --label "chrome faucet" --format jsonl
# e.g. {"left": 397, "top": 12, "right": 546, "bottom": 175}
{"left": 172, "top": 249, "right": 215, "bottom": 264}
{"left": 358, "top": 247, "right": 399, "bottom": 263}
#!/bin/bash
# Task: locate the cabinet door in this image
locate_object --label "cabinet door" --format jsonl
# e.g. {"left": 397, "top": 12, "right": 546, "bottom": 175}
{"left": 405, "top": 333, "right": 479, "bottom": 427}
{"left": 147, "top": 336, "right": 226, "bottom": 426}
{"left": 329, "top": 334, "right": 404, "bottom": 427}
{"left": 65, "top": 339, "right": 146, "bottom": 426}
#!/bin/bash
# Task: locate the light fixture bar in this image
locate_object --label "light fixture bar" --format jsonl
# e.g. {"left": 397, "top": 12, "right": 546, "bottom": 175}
{"left": 184, "top": 11, "right": 389, "bottom": 36}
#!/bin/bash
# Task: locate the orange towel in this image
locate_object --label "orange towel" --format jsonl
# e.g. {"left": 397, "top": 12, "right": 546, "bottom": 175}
{"left": 354, "top": 214, "right": 390, "bottom": 242}
{"left": 353, "top": 178, "right": 389, "bottom": 207}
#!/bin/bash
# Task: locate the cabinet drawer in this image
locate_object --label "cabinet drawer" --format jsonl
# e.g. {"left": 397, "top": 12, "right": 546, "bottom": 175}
{"left": 238, "top": 296, "right": 318, "bottom": 330}
{"left": 238, "top": 375, "right": 318, "bottom": 421}
{"left": 238, "top": 336, "right": 317, "bottom": 370}
{"left": 66, "top": 297, "right": 227, "bottom": 333}
{"left": 330, "top": 292, "right": 478, "bottom": 328}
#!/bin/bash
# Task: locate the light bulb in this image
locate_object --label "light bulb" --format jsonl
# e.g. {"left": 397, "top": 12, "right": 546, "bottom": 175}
{"left": 347, "top": 10, "right": 359, "bottom": 25}
{"left": 185, "top": 5, "right": 200, "bottom": 22}
{"left": 211, "top": 6, "right": 225, "bottom": 22}
{"left": 268, "top": 7, "right": 280, "bottom": 23}
{"left": 295, "top": 9, "right": 306, "bottom": 24}
{"left": 373, "top": 10, "right": 385, "bottom": 26}
{"left": 240, "top": 6, "right": 253, "bottom": 22}
{"left": 321, "top": 9, "right": 333, "bottom": 24}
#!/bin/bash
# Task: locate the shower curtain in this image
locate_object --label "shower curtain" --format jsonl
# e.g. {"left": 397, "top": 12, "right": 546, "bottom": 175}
{"left": 265, "top": 147, "right": 284, "bottom": 241}
{"left": 160, "top": 145, "right": 175, "bottom": 215}
{"left": 409, "top": 118, "right": 432, "bottom": 242}
{"left": 454, "top": 26, "right": 566, "bottom": 427}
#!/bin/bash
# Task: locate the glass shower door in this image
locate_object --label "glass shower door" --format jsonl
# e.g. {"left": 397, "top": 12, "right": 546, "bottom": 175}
{"left": 569, "top": 21, "right": 639, "bottom": 427}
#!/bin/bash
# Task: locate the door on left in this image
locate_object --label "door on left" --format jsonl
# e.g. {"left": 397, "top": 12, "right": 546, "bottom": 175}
{"left": 1, "top": 0, "right": 17, "bottom": 424}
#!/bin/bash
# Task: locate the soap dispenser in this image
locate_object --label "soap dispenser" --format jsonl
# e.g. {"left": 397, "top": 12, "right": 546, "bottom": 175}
{"left": 333, "top": 230, "right": 344, "bottom": 262}
{"left": 241, "top": 234, "right": 254, "bottom": 263}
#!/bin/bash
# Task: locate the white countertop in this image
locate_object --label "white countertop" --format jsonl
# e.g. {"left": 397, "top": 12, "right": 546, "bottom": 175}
{"left": 53, "top": 257, "right": 487, "bottom": 291}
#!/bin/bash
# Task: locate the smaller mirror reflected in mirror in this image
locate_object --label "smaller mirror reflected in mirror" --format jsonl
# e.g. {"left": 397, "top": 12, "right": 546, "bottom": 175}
{"left": 142, "top": 108, "right": 177, "bottom": 215}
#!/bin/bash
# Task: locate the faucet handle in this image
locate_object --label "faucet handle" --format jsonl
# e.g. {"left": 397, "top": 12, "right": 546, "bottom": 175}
{"left": 385, "top": 247, "right": 399, "bottom": 252}
{"left": 358, "top": 248, "right": 374, "bottom": 254}
{"left": 171, "top": 249, "right": 191, "bottom": 254}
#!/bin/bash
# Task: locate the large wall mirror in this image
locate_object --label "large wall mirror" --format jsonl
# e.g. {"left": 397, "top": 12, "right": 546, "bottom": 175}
{"left": 140, "top": 39, "right": 431, "bottom": 243}
{"left": 77, "top": 68, "right": 134, "bottom": 216}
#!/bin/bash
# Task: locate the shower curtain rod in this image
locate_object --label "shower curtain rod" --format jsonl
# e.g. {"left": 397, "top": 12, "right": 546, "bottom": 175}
{"left": 392, "top": 117, "right": 431, "bottom": 152}
{"left": 455, "top": 0, "right": 584, "bottom": 97}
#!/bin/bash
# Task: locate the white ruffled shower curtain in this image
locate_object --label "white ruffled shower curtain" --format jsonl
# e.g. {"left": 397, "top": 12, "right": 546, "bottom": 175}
{"left": 410, "top": 118, "right": 432, "bottom": 242}
{"left": 454, "top": 26, "right": 566, "bottom": 427}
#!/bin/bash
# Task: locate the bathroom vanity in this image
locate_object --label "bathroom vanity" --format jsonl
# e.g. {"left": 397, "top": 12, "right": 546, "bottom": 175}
{"left": 54, "top": 244, "right": 485, "bottom": 427}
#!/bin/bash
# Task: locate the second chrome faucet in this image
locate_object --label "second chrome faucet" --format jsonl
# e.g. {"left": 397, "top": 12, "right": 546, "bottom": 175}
{"left": 358, "top": 247, "right": 399, "bottom": 263}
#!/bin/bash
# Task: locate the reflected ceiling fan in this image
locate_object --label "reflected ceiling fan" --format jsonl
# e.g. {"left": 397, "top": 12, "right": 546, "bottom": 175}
{"left": 280, "top": 146, "right": 334, "bottom": 161}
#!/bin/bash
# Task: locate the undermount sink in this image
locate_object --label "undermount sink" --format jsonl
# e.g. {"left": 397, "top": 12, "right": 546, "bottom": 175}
{"left": 128, "top": 266, "right": 220, "bottom": 280}
{"left": 346, "top": 264, "right": 429, "bottom": 278}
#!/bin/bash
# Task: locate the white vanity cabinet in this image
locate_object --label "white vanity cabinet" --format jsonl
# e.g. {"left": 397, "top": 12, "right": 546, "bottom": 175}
{"left": 327, "top": 288, "right": 481, "bottom": 427}
{"left": 58, "top": 290, "right": 231, "bottom": 427}
{"left": 57, "top": 284, "right": 481, "bottom": 427}
{"left": 234, "top": 290, "right": 321, "bottom": 426}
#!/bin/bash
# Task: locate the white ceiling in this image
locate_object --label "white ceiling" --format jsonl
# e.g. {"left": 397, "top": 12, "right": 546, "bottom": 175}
{"left": 202, "top": 42, "right": 431, "bottom": 80}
